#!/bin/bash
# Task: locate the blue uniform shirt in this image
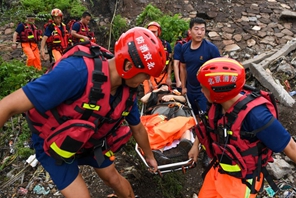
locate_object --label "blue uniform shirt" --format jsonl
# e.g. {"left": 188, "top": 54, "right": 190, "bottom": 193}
{"left": 243, "top": 104, "right": 290, "bottom": 152}
{"left": 180, "top": 39, "right": 220, "bottom": 112}
{"left": 15, "top": 23, "right": 25, "bottom": 34}
{"left": 164, "top": 40, "right": 172, "bottom": 54}
{"left": 173, "top": 42, "right": 182, "bottom": 60}
{"left": 71, "top": 22, "right": 81, "bottom": 32}
{"left": 180, "top": 39, "right": 220, "bottom": 94}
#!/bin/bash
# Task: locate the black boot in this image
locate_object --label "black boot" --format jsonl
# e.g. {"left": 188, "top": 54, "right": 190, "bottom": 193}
{"left": 153, "top": 150, "right": 171, "bottom": 165}
{"left": 163, "top": 139, "right": 193, "bottom": 161}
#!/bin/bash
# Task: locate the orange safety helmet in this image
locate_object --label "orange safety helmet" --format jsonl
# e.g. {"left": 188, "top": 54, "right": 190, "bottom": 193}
{"left": 197, "top": 57, "right": 246, "bottom": 103}
{"left": 147, "top": 21, "right": 162, "bottom": 36}
{"left": 114, "top": 27, "right": 166, "bottom": 79}
{"left": 51, "top": 8, "right": 63, "bottom": 17}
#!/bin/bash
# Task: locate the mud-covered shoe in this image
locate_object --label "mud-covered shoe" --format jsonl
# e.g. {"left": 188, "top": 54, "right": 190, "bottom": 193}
{"left": 152, "top": 150, "right": 171, "bottom": 165}
{"left": 162, "top": 146, "right": 180, "bottom": 158}
{"left": 177, "top": 139, "right": 193, "bottom": 161}
{"left": 163, "top": 139, "right": 193, "bottom": 161}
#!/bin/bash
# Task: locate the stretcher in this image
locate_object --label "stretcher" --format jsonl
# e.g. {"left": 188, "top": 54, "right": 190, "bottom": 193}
{"left": 135, "top": 94, "right": 197, "bottom": 175}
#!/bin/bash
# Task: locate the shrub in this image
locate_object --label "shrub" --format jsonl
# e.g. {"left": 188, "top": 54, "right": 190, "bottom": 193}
{"left": 0, "top": 58, "right": 43, "bottom": 99}
{"left": 135, "top": 4, "right": 189, "bottom": 47}
{"left": 112, "top": 15, "right": 128, "bottom": 40}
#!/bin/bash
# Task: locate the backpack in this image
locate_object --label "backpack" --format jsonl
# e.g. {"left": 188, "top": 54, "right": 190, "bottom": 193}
{"left": 242, "top": 84, "right": 278, "bottom": 118}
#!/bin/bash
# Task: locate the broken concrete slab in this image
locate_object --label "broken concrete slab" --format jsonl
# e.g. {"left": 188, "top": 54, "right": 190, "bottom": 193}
{"left": 249, "top": 62, "right": 295, "bottom": 107}
{"left": 242, "top": 49, "right": 277, "bottom": 69}
{"left": 255, "top": 38, "right": 296, "bottom": 69}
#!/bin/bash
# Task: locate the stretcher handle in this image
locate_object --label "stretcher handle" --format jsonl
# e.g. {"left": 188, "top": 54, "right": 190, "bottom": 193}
{"left": 184, "top": 94, "right": 198, "bottom": 124}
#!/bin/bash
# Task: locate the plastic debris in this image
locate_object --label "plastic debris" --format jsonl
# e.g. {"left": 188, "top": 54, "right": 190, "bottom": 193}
{"left": 284, "top": 80, "right": 291, "bottom": 92}
{"left": 9, "top": 140, "right": 14, "bottom": 154}
{"left": 107, "top": 194, "right": 117, "bottom": 198}
{"left": 192, "top": 192, "right": 198, "bottom": 198}
{"left": 289, "top": 91, "right": 296, "bottom": 96}
{"left": 53, "top": 191, "right": 62, "bottom": 196}
{"left": 33, "top": 184, "right": 50, "bottom": 195}
{"left": 265, "top": 186, "right": 276, "bottom": 197}
{"left": 18, "top": 187, "right": 28, "bottom": 195}
{"left": 26, "top": 154, "right": 38, "bottom": 167}
{"left": 282, "top": 190, "right": 295, "bottom": 198}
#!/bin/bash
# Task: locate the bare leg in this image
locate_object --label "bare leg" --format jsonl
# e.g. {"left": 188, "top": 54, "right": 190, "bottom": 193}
{"left": 60, "top": 173, "right": 90, "bottom": 198}
{"left": 94, "top": 164, "right": 135, "bottom": 198}
{"left": 180, "top": 129, "right": 191, "bottom": 140}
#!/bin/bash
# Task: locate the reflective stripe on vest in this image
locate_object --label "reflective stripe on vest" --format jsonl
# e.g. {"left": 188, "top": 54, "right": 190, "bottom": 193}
{"left": 50, "top": 142, "right": 75, "bottom": 158}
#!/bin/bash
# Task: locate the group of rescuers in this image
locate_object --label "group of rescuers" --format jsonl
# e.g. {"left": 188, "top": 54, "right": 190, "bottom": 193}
{"left": 6, "top": 7, "right": 296, "bottom": 198}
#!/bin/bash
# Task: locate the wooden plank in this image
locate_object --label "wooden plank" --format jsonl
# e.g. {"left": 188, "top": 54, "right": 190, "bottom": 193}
{"left": 249, "top": 63, "right": 295, "bottom": 107}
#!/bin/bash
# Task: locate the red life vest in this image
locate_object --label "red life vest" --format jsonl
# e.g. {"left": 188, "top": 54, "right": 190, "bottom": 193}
{"left": 46, "top": 22, "right": 69, "bottom": 51}
{"left": 26, "top": 42, "right": 136, "bottom": 165}
{"left": 195, "top": 86, "right": 279, "bottom": 193}
{"left": 175, "top": 38, "right": 189, "bottom": 46}
{"left": 197, "top": 87, "right": 277, "bottom": 178}
{"left": 71, "top": 21, "right": 96, "bottom": 43}
{"left": 16, "top": 23, "right": 42, "bottom": 43}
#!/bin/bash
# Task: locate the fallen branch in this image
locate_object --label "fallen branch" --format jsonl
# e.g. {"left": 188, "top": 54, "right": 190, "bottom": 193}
{"left": 0, "top": 155, "right": 36, "bottom": 189}
{"left": 108, "top": 0, "right": 119, "bottom": 50}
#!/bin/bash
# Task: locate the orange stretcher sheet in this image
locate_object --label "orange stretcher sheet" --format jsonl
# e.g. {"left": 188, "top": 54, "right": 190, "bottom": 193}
{"left": 141, "top": 114, "right": 195, "bottom": 150}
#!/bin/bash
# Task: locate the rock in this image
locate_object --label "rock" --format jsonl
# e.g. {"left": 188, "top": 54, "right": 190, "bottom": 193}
{"left": 247, "top": 39, "right": 256, "bottom": 47}
{"left": 224, "top": 44, "right": 241, "bottom": 52}
{"left": 267, "top": 158, "right": 292, "bottom": 179}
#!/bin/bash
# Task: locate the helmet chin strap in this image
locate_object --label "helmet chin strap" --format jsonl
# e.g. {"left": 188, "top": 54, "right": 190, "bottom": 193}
{"left": 122, "top": 78, "right": 126, "bottom": 86}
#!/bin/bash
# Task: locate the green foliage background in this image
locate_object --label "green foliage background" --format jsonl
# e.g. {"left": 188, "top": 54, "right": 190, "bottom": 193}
{"left": 20, "top": 0, "right": 86, "bottom": 17}
{"left": 0, "top": 59, "right": 43, "bottom": 160}
{"left": 0, "top": 58, "right": 44, "bottom": 99}
{"left": 0, "top": 0, "right": 86, "bottom": 25}
{"left": 136, "top": 3, "right": 189, "bottom": 45}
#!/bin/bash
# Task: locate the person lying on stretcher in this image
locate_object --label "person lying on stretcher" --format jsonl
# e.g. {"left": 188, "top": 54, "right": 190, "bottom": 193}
{"left": 140, "top": 84, "right": 195, "bottom": 165}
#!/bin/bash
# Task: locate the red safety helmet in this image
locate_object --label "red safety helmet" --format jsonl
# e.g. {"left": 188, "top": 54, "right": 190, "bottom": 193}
{"left": 147, "top": 21, "right": 162, "bottom": 36}
{"left": 51, "top": 8, "right": 63, "bottom": 17}
{"left": 115, "top": 27, "right": 166, "bottom": 79}
{"left": 197, "top": 57, "right": 245, "bottom": 103}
